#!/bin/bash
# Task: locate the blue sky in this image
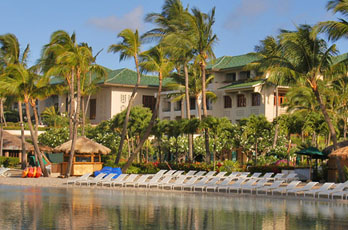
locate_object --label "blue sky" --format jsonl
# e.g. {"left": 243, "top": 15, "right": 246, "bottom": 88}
{"left": 1, "top": 0, "right": 347, "bottom": 70}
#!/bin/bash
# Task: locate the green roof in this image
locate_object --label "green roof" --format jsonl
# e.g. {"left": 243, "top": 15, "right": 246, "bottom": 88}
{"left": 219, "top": 80, "right": 264, "bottom": 90}
{"left": 207, "top": 53, "right": 261, "bottom": 70}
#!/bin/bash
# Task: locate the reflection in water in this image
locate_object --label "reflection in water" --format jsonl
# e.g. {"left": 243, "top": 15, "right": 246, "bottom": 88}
{"left": 0, "top": 185, "right": 348, "bottom": 230}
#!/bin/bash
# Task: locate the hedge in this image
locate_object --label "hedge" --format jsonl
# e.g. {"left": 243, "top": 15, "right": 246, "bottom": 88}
{"left": 0, "top": 156, "right": 20, "bottom": 167}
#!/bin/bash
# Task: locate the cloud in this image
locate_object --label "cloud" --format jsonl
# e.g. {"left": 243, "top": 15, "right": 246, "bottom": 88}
{"left": 88, "top": 6, "right": 144, "bottom": 32}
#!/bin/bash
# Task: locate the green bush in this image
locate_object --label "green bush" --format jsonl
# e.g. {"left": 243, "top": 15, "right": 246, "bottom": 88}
{"left": 219, "top": 160, "right": 241, "bottom": 172}
{"left": 0, "top": 156, "right": 20, "bottom": 167}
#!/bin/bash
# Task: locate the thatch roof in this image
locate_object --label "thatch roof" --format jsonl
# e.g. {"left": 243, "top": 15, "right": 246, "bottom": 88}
{"left": 328, "top": 146, "right": 348, "bottom": 160}
{"left": 2, "top": 130, "right": 33, "bottom": 151}
{"left": 28, "top": 145, "right": 53, "bottom": 152}
{"left": 54, "top": 137, "right": 111, "bottom": 155}
{"left": 322, "top": 140, "right": 348, "bottom": 155}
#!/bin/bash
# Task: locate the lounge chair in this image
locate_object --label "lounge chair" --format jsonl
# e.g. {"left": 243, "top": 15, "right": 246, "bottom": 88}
{"left": 185, "top": 170, "right": 197, "bottom": 177}
{"left": 182, "top": 177, "right": 211, "bottom": 191}
{"left": 148, "top": 176, "right": 173, "bottom": 189}
{"left": 0, "top": 167, "right": 10, "bottom": 177}
{"left": 149, "top": 170, "right": 167, "bottom": 178}
{"left": 303, "top": 183, "right": 335, "bottom": 198}
{"left": 318, "top": 182, "right": 348, "bottom": 199}
{"left": 194, "top": 171, "right": 207, "bottom": 177}
{"left": 286, "top": 182, "right": 319, "bottom": 196}
{"left": 229, "top": 179, "right": 258, "bottom": 194}
{"left": 206, "top": 176, "right": 235, "bottom": 192}
{"left": 162, "top": 170, "right": 177, "bottom": 177}
{"left": 193, "top": 177, "right": 221, "bottom": 192}
{"left": 214, "top": 171, "right": 227, "bottom": 178}
{"left": 172, "top": 170, "right": 184, "bottom": 177}
{"left": 173, "top": 176, "right": 200, "bottom": 191}
{"left": 66, "top": 173, "right": 92, "bottom": 185}
{"left": 124, "top": 175, "right": 151, "bottom": 188}
{"left": 227, "top": 172, "right": 241, "bottom": 178}
{"left": 94, "top": 173, "right": 117, "bottom": 186}
{"left": 204, "top": 171, "right": 216, "bottom": 177}
{"left": 259, "top": 173, "right": 274, "bottom": 180}
{"left": 269, "top": 173, "right": 285, "bottom": 181}
{"left": 250, "top": 173, "right": 262, "bottom": 179}
{"left": 113, "top": 174, "right": 138, "bottom": 187}
{"left": 161, "top": 176, "right": 187, "bottom": 190}
{"left": 137, "top": 176, "right": 163, "bottom": 188}
{"left": 256, "top": 180, "right": 284, "bottom": 195}
{"left": 102, "top": 174, "right": 128, "bottom": 187}
{"left": 77, "top": 173, "right": 106, "bottom": 186}
{"left": 239, "top": 172, "right": 250, "bottom": 178}
{"left": 331, "top": 189, "right": 348, "bottom": 200}
{"left": 241, "top": 179, "right": 269, "bottom": 194}
{"left": 283, "top": 173, "right": 298, "bottom": 182}
{"left": 270, "top": 181, "right": 301, "bottom": 195}
{"left": 217, "top": 177, "right": 248, "bottom": 193}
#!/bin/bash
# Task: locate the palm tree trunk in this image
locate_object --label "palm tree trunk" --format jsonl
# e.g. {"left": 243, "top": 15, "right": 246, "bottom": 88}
{"left": 200, "top": 62, "right": 210, "bottom": 164}
{"left": 0, "top": 99, "right": 3, "bottom": 156}
{"left": 18, "top": 102, "right": 27, "bottom": 169}
{"left": 272, "top": 87, "right": 279, "bottom": 148}
{"left": 115, "top": 57, "right": 141, "bottom": 164}
{"left": 81, "top": 96, "right": 85, "bottom": 136}
{"left": 184, "top": 64, "right": 193, "bottom": 162}
{"left": 313, "top": 89, "right": 345, "bottom": 181}
{"left": 195, "top": 94, "right": 202, "bottom": 120}
{"left": 30, "top": 100, "right": 39, "bottom": 140}
{"left": 66, "top": 71, "right": 81, "bottom": 177}
{"left": 344, "top": 118, "right": 347, "bottom": 139}
{"left": 69, "top": 73, "right": 75, "bottom": 140}
{"left": 25, "top": 101, "right": 48, "bottom": 177}
{"left": 122, "top": 73, "right": 163, "bottom": 172}
{"left": 1, "top": 98, "right": 6, "bottom": 127}
{"left": 181, "top": 99, "right": 184, "bottom": 119}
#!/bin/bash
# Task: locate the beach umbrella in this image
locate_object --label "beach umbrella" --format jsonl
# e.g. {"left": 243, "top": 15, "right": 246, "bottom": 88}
{"left": 296, "top": 147, "right": 328, "bottom": 159}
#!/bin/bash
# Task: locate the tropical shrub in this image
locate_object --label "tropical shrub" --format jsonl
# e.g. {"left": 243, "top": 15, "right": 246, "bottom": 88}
{"left": 0, "top": 156, "right": 20, "bottom": 167}
{"left": 38, "top": 127, "right": 69, "bottom": 148}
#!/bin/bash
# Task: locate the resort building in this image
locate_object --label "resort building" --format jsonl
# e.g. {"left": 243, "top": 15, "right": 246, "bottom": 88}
{"left": 38, "top": 68, "right": 160, "bottom": 124}
{"left": 159, "top": 54, "right": 288, "bottom": 122}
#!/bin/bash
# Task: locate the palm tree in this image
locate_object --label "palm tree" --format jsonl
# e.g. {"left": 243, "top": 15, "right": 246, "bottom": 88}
{"left": 108, "top": 29, "right": 143, "bottom": 165}
{"left": 121, "top": 45, "right": 174, "bottom": 172}
{"left": 315, "top": 0, "right": 348, "bottom": 41}
{"left": 1, "top": 63, "right": 49, "bottom": 176}
{"left": 0, "top": 33, "right": 29, "bottom": 168}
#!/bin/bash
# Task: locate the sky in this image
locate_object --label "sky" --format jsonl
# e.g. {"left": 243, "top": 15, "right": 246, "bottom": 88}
{"left": 1, "top": 0, "right": 347, "bottom": 70}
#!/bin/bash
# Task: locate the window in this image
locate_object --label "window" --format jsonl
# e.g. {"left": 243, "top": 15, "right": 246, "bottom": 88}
{"left": 207, "top": 99, "right": 213, "bottom": 110}
{"left": 190, "top": 98, "right": 196, "bottom": 110}
{"left": 143, "top": 95, "right": 156, "bottom": 112}
{"left": 174, "top": 101, "right": 182, "bottom": 111}
{"left": 224, "top": 96, "right": 232, "bottom": 108}
{"left": 89, "top": 99, "right": 96, "bottom": 120}
{"left": 225, "top": 72, "right": 236, "bottom": 82}
{"left": 162, "top": 99, "right": 171, "bottom": 112}
{"left": 93, "top": 156, "right": 100, "bottom": 163}
{"left": 252, "top": 93, "right": 261, "bottom": 106}
{"left": 75, "top": 156, "right": 92, "bottom": 162}
{"left": 239, "top": 71, "right": 250, "bottom": 80}
{"left": 237, "top": 94, "right": 246, "bottom": 107}
{"left": 274, "top": 93, "right": 286, "bottom": 105}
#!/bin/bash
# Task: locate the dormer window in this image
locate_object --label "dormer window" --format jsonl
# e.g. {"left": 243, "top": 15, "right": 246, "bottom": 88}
{"left": 225, "top": 72, "right": 236, "bottom": 82}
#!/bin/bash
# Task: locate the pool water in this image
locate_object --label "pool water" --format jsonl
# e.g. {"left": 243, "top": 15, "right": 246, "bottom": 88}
{"left": 0, "top": 185, "right": 348, "bottom": 230}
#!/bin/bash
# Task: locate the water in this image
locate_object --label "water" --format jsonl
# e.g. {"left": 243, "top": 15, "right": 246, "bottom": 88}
{"left": 0, "top": 185, "right": 348, "bottom": 230}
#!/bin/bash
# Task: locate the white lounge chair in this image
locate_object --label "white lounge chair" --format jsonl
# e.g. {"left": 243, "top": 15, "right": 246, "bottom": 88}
{"left": 286, "top": 182, "right": 319, "bottom": 196}
{"left": 229, "top": 179, "right": 257, "bottom": 194}
{"left": 148, "top": 176, "right": 173, "bottom": 189}
{"left": 185, "top": 170, "right": 197, "bottom": 177}
{"left": 217, "top": 177, "right": 248, "bottom": 193}
{"left": 303, "top": 183, "right": 335, "bottom": 198}
{"left": 172, "top": 170, "right": 184, "bottom": 177}
{"left": 149, "top": 170, "right": 167, "bottom": 178}
{"left": 173, "top": 176, "right": 200, "bottom": 191}
{"left": 137, "top": 175, "right": 163, "bottom": 188}
{"left": 67, "top": 173, "right": 92, "bottom": 185}
{"left": 259, "top": 173, "right": 274, "bottom": 180}
{"left": 206, "top": 176, "right": 235, "bottom": 192}
{"left": 228, "top": 172, "right": 241, "bottom": 178}
{"left": 161, "top": 176, "right": 187, "bottom": 190}
{"left": 204, "top": 171, "right": 216, "bottom": 177}
{"left": 250, "top": 173, "right": 262, "bottom": 179}
{"left": 241, "top": 179, "right": 269, "bottom": 194}
{"left": 215, "top": 171, "right": 227, "bottom": 178}
{"left": 193, "top": 177, "right": 221, "bottom": 192}
{"left": 194, "top": 171, "right": 207, "bottom": 177}
{"left": 162, "top": 170, "right": 177, "bottom": 177}
{"left": 124, "top": 175, "right": 151, "bottom": 187}
{"left": 331, "top": 189, "right": 348, "bottom": 200}
{"left": 77, "top": 173, "right": 106, "bottom": 186}
{"left": 102, "top": 174, "right": 128, "bottom": 187}
{"left": 270, "top": 181, "right": 301, "bottom": 195}
{"left": 94, "top": 173, "right": 117, "bottom": 186}
{"left": 318, "top": 182, "right": 348, "bottom": 199}
{"left": 269, "top": 173, "right": 285, "bottom": 181}
{"left": 183, "top": 177, "right": 211, "bottom": 191}
{"left": 283, "top": 173, "right": 298, "bottom": 182}
{"left": 256, "top": 180, "right": 284, "bottom": 195}
{"left": 0, "top": 167, "right": 10, "bottom": 177}
{"left": 113, "top": 174, "right": 138, "bottom": 187}
{"left": 239, "top": 172, "right": 250, "bottom": 178}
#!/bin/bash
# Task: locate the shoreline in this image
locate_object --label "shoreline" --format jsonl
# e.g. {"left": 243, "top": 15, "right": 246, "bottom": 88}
{"left": 1, "top": 176, "right": 347, "bottom": 203}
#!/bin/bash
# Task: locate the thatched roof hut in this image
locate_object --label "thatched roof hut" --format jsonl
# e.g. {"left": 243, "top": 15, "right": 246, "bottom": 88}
{"left": 54, "top": 137, "right": 111, "bottom": 155}
{"left": 322, "top": 140, "right": 348, "bottom": 155}
{"left": 328, "top": 146, "right": 348, "bottom": 160}
{"left": 2, "top": 130, "right": 33, "bottom": 151}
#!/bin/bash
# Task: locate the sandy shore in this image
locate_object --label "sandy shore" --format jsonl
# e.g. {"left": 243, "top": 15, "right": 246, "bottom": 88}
{"left": 0, "top": 177, "right": 69, "bottom": 188}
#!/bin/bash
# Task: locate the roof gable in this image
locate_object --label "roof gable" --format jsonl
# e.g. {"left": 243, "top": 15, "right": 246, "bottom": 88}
{"left": 207, "top": 53, "right": 261, "bottom": 70}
